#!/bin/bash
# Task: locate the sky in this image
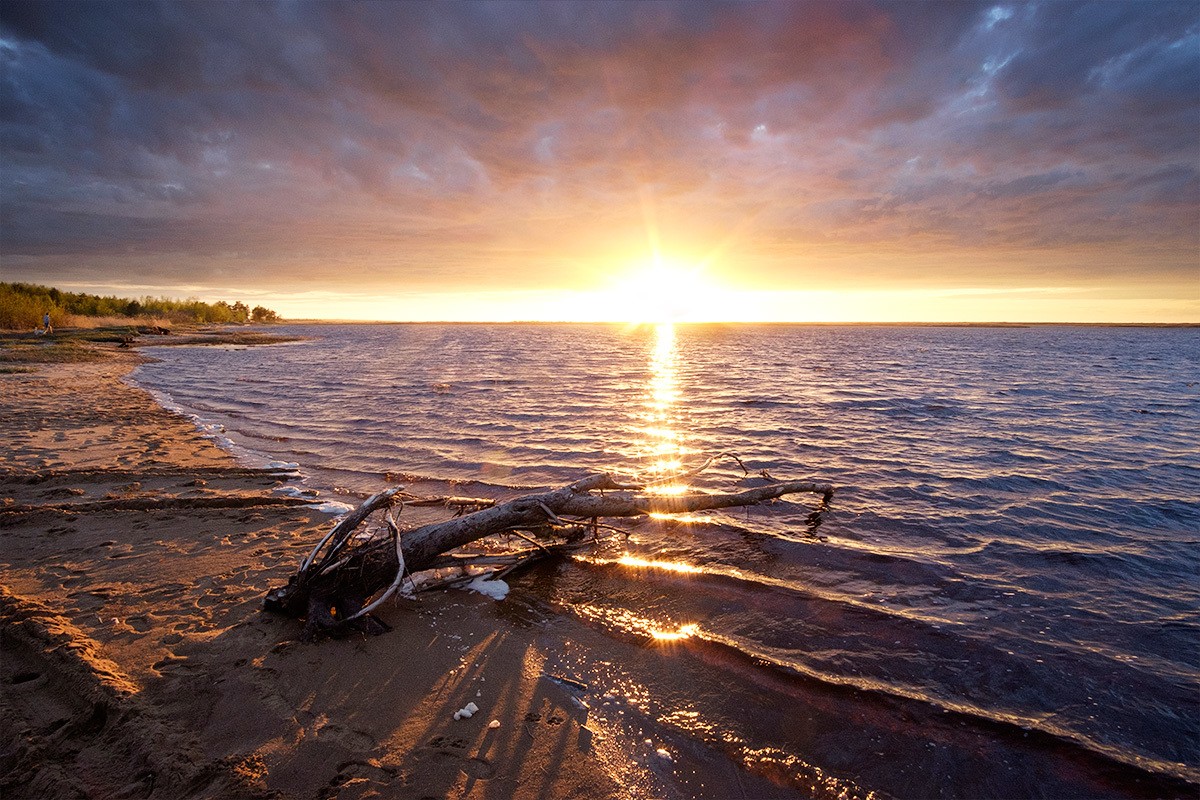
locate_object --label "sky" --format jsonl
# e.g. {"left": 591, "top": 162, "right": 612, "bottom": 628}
{"left": 1, "top": 0, "right": 1197, "bottom": 322}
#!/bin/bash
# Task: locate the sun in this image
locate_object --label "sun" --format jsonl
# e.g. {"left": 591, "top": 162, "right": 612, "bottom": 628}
{"left": 605, "top": 256, "right": 729, "bottom": 323}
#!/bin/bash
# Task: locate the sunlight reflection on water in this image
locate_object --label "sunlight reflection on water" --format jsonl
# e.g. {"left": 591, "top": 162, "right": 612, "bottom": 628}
{"left": 639, "top": 323, "right": 696, "bottom": 490}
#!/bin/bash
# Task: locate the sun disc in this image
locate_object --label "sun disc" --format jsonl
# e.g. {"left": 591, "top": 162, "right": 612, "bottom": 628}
{"left": 611, "top": 258, "right": 727, "bottom": 323}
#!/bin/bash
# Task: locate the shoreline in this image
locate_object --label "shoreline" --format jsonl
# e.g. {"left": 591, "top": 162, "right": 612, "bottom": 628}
{"left": 0, "top": 346, "right": 632, "bottom": 799}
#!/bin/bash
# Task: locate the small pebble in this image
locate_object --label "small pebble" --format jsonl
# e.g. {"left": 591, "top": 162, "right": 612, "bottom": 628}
{"left": 656, "top": 748, "right": 672, "bottom": 761}
{"left": 488, "top": 720, "right": 500, "bottom": 729}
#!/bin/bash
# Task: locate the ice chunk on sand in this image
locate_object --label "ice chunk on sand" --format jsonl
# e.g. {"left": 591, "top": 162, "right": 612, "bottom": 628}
{"left": 465, "top": 576, "right": 510, "bottom": 600}
{"left": 312, "top": 500, "right": 355, "bottom": 515}
{"left": 273, "top": 486, "right": 318, "bottom": 498}
{"left": 453, "top": 701, "right": 481, "bottom": 720}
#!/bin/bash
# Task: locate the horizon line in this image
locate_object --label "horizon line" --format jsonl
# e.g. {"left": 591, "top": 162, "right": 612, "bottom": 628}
{"left": 275, "top": 319, "right": 1200, "bottom": 327}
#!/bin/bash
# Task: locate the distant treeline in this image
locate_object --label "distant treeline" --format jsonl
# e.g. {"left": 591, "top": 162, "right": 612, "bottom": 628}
{"left": 0, "top": 282, "right": 280, "bottom": 330}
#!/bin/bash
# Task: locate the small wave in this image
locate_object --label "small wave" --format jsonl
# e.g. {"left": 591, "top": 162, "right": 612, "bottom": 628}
{"left": 565, "top": 597, "right": 1200, "bottom": 787}
{"left": 826, "top": 396, "right": 967, "bottom": 418}
{"left": 738, "top": 398, "right": 797, "bottom": 408}
{"left": 686, "top": 630, "right": 1200, "bottom": 787}
{"left": 572, "top": 553, "right": 970, "bottom": 630}
{"left": 124, "top": 371, "right": 311, "bottom": 489}
{"left": 945, "top": 473, "right": 1071, "bottom": 493}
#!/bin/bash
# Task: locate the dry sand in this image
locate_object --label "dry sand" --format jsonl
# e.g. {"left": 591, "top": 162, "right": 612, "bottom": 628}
{"left": 1, "top": 346, "right": 629, "bottom": 799}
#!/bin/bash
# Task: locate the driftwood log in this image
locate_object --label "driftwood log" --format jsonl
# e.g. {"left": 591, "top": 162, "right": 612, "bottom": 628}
{"left": 264, "top": 462, "right": 833, "bottom": 640}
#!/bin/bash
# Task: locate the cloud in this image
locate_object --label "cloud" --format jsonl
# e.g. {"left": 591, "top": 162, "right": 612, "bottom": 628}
{"left": 0, "top": 0, "right": 1196, "bottom": 304}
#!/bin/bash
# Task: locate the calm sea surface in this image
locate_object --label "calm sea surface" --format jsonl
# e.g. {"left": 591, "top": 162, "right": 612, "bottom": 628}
{"left": 134, "top": 323, "right": 1200, "bottom": 799}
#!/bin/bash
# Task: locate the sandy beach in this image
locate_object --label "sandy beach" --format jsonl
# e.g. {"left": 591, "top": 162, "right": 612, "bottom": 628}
{"left": 0, "top": 344, "right": 629, "bottom": 800}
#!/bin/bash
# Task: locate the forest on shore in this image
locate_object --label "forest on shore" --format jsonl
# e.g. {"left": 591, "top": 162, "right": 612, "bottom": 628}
{"left": 0, "top": 282, "right": 280, "bottom": 330}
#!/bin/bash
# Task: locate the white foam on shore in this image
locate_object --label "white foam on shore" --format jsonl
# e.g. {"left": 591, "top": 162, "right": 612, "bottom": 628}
{"left": 129, "top": 355, "right": 395, "bottom": 522}
{"left": 270, "top": 486, "right": 350, "bottom": 515}
{"left": 122, "top": 371, "right": 323, "bottom": 489}
{"left": 127, "top": 372, "right": 359, "bottom": 518}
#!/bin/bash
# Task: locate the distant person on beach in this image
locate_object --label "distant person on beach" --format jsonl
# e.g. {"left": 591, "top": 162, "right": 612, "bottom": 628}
{"left": 43, "top": 312, "right": 52, "bottom": 334}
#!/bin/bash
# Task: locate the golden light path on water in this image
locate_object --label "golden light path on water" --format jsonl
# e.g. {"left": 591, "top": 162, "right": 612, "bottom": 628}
{"left": 640, "top": 322, "right": 690, "bottom": 493}
{"left": 616, "top": 555, "right": 701, "bottom": 574}
{"left": 625, "top": 322, "right": 705, "bottom": 642}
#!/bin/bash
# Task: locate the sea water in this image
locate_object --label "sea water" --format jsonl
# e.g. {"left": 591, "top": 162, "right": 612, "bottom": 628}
{"left": 133, "top": 323, "right": 1199, "bottom": 798}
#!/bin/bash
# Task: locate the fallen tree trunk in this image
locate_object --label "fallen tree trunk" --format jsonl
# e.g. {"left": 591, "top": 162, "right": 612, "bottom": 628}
{"left": 264, "top": 467, "right": 833, "bottom": 640}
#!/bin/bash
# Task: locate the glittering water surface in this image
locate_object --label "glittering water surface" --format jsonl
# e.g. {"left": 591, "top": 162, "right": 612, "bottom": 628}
{"left": 135, "top": 323, "right": 1200, "bottom": 798}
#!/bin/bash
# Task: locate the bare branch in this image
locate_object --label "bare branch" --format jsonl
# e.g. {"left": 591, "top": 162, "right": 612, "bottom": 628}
{"left": 264, "top": 469, "right": 833, "bottom": 639}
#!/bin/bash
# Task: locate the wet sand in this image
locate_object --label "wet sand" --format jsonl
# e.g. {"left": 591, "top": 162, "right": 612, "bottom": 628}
{"left": 0, "top": 346, "right": 626, "bottom": 799}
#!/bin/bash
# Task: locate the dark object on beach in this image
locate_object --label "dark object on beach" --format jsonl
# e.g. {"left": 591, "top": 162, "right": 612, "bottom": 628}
{"left": 264, "top": 456, "right": 834, "bottom": 641}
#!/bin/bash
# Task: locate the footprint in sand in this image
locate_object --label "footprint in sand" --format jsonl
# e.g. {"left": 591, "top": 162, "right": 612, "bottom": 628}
{"left": 324, "top": 761, "right": 400, "bottom": 797}
{"left": 139, "top": 582, "right": 188, "bottom": 599}
{"left": 106, "top": 544, "right": 137, "bottom": 559}
{"left": 66, "top": 588, "right": 114, "bottom": 612}
{"left": 427, "top": 736, "right": 468, "bottom": 750}
{"left": 316, "top": 723, "right": 377, "bottom": 752}
{"left": 151, "top": 654, "right": 192, "bottom": 675}
{"left": 8, "top": 670, "right": 48, "bottom": 690}
{"left": 65, "top": 702, "right": 111, "bottom": 740}
{"left": 195, "top": 590, "right": 228, "bottom": 609}
{"left": 460, "top": 757, "right": 496, "bottom": 779}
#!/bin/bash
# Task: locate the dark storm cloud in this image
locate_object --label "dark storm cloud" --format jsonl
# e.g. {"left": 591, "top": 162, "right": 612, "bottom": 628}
{"left": 0, "top": 0, "right": 1196, "bottom": 292}
{"left": 991, "top": 2, "right": 1198, "bottom": 111}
